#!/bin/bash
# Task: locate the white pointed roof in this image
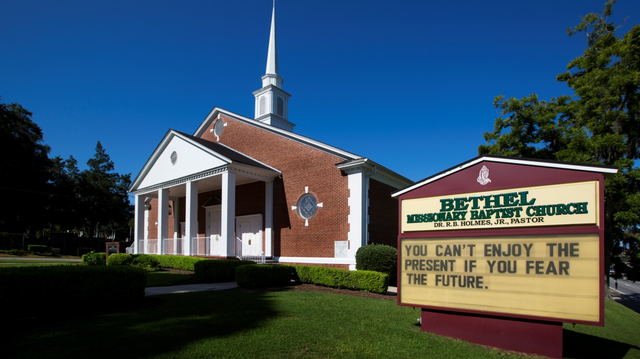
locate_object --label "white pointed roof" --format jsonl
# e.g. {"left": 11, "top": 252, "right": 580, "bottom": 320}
{"left": 262, "top": 1, "right": 282, "bottom": 88}
{"left": 129, "top": 130, "right": 280, "bottom": 195}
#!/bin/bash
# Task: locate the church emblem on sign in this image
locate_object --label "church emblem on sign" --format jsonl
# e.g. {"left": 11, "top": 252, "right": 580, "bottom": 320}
{"left": 477, "top": 165, "right": 491, "bottom": 185}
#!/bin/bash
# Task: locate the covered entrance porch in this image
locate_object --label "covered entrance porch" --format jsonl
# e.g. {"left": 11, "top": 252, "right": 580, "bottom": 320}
{"left": 128, "top": 130, "right": 280, "bottom": 261}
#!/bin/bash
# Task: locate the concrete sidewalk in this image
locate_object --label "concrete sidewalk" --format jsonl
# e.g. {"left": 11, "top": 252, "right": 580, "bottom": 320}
{"left": 146, "top": 282, "right": 239, "bottom": 296}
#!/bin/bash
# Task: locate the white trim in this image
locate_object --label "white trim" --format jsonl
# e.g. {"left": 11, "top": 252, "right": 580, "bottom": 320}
{"left": 276, "top": 256, "right": 356, "bottom": 266}
{"left": 337, "top": 158, "right": 413, "bottom": 189}
{"left": 392, "top": 156, "right": 619, "bottom": 198}
{"left": 130, "top": 130, "right": 280, "bottom": 194}
{"left": 265, "top": 181, "right": 274, "bottom": 257}
{"left": 347, "top": 171, "right": 368, "bottom": 269}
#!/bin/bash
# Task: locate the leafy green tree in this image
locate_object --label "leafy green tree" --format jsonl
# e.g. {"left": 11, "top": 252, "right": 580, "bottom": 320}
{"left": 0, "top": 97, "right": 53, "bottom": 234}
{"left": 79, "top": 142, "right": 133, "bottom": 239}
{"left": 48, "top": 155, "right": 82, "bottom": 233}
{"left": 479, "top": 1, "right": 639, "bottom": 285}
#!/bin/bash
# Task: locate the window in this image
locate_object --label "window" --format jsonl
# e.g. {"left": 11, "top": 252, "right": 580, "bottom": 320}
{"left": 297, "top": 193, "right": 318, "bottom": 220}
{"left": 277, "top": 97, "right": 284, "bottom": 116}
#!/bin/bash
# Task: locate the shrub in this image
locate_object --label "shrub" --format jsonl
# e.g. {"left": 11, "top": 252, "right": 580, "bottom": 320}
{"left": 107, "top": 253, "right": 134, "bottom": 266}
{"left": 132, "top": 254, "right": 159, "bottom": 269}
{"left": 236, "top": 264, "right": 295, "bottom": 288}
{"left": 27, "top": 244, "right": 48, "bottom": 254}
{"left": 77, "top": 247, "right": 94, "bottom": 257}
{"left": 82, "top": 252, "right": 106, "bottom": 266}
{"left": 295, "top": 265, "right": 389, "bottom": 294}
{"left": 194, "top": 260, "right": 257, "bottom": 283}
{"left": 0, "top": 265, "right": 146, "bottom": 319}
{"left": 154, "top": 255, "right": 209, "bottom": 271}
{"left": 7, "top": 249, "right": 26, "bottom": 256}
{"left": 356, "top": 244, "right": 398, "bottom": 285}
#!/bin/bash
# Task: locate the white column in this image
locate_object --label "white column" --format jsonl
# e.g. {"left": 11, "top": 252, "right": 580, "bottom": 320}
{"left": 347, "top": 172, "right": 369, "bottom": 270}
{"left": 134, "top": 194, "right": 145, "bottom": 254}
{"left": 221, "top": 171, "right": 236, "bottom": 258}
{"left": 265, "top": 180, "right": 274, "bottom": 257}
{"left": 157, "top": 188, "right": 169, "bottom": 255}
{"left": 185, "top": 181, "right": 198, "bottom": 256}
{"left": 172, "top": 198, "right": 179, "bottom": 254}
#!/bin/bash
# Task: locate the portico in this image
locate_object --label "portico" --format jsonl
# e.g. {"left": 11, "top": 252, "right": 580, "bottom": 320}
{"left": 129, "top": 130, "right": 280, "bottom": 260}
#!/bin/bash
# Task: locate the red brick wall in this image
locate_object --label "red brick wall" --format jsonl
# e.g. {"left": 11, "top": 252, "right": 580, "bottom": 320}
{"left": 200, "top": 114, "right": 350, "bottom": 258}
{"left": 368, "top": 179, "right": 399, "bottom": 248}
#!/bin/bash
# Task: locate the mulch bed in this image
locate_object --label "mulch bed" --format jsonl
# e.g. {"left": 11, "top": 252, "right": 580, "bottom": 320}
{"left": 274, "top": 283, "right": 396, "bottom": 301}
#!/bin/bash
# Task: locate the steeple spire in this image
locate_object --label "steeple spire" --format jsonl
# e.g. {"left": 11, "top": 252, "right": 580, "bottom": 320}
{"left": 253, "top": 0, "right": 294, "bottom": 132}
{"left": 264, "top": 0, "right": 279, "bottom": 82}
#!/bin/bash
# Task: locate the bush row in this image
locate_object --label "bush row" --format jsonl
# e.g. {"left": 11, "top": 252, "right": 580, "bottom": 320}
{"left": 0, "top": 265, "right": 146, "bottom": 319}
{"left": 105, "top": 254, "right": 208, "bottom": 271}
{"left": 82, "top": 252, "right": 106, "bottom": 265}
{"left": 235, "top": 264, "right": 295, "bottom": 288}
{"left": 295, "top": 265, "right": 389, "bottom": 294}
{"left": 153, "top": 255, "right": 209, "bottom": 271}
{"left": 195, "top": 260, "right": 257, "bottom": 282}
{"left": 27, "top": 244, "right": 48, "bottom": 254}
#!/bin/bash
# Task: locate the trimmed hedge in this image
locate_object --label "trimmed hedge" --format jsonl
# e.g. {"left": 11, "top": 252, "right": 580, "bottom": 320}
{"left": 153, "top": 255, "right": 210, "bottom": 271}
{"left": 82, "top": 252, "right": 106, "bottom": 266}
{"left": 356, "top": 244, "right": 398, "bottom": 285}
{"left": 27, "top": 244, "right": 48, "bottom": 254}
{"left": 195, "top": 260, "right": 257, "bottom": 283}
{"left": 107, "top": 253, "right": 134, "bottom": 266}
{"left": 295, "top": 265, "right": 389, "bottom": 294}
{"left": 0, "top": 265, "right": 146, "bottom": 319}
{"left": 132, "top": 254, "right": 159, "bottom": 269}
{"left": 236, "top": 264, "right": 295, "bottom": 288}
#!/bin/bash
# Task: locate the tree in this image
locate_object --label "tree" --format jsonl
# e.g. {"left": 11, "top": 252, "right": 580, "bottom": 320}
{"left": 79, "top": 142, "right": 133, "bottom": 239}
{"left": 479, "top": 1, "right": 640, "bottom": 287}
{"left": 0, "top": 97, "right": 53, "bottom": 234}
{"left": 48, "top": 155, "right": 82, "bottom": 233}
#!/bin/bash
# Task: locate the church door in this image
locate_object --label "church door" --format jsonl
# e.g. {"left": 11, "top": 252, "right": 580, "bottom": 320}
{"left": 235, "top": 214, "right": 262, "bottom": 257}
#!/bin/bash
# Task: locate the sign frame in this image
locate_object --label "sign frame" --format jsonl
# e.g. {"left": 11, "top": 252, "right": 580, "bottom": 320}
{"left": 392, "top": 156, "right": 616, "bottom": 358}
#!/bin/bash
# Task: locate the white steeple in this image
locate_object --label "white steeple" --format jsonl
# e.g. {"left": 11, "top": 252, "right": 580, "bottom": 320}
{"left": 253, "top": 0, "right": 294, "bottom": 132}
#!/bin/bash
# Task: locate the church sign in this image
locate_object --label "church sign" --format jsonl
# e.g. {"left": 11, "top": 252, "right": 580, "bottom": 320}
{"left": 402, "top": 181, "right": 598, "bottom": 232}
{"left": 392, "top": 156, "right": 617, "bottom": 358}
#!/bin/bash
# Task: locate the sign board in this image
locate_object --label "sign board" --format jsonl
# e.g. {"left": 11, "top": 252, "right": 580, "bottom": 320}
{"left": 401, "top": 181, "right": 598, "bottom": 233}
{"left": 400, "top": 233, "right": 600, "bottom": 323}
{"left": 393, "top": 156, "right": 615, "bottom": 357}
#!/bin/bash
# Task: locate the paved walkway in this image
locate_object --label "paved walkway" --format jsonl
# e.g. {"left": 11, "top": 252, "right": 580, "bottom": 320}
{"left": 145, "top": 282, "right": 239, "bottom": 296}
{"left": 146, "top": 283, "right": 398, "bottom": 296}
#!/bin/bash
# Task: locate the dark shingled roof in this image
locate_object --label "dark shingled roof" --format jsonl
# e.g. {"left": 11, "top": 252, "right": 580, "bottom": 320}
{"left": 174, "top": 130, "right": 278, "bottom": 172}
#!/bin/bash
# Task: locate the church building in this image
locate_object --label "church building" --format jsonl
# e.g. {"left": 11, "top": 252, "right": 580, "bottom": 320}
{"left": 128, "top": 4, "right": 413, "bottom": 269}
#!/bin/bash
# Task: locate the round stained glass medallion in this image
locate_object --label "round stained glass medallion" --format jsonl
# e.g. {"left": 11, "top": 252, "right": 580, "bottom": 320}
{"left": 297, "top": 193, "right": 317, "bottom": 220}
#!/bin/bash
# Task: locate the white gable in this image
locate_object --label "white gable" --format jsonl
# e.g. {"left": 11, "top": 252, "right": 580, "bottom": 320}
{"left": 138, "top": 134, "right": 227, "bottom": 190}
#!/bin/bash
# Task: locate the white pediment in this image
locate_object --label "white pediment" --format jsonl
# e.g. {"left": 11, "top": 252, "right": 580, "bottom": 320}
{"left": 137, "top": 133, "right": 228, "bottom": 190}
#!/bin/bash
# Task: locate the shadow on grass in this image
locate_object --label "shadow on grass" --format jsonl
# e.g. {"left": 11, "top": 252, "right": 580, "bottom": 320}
{"left": 563, "top": 329, "right": 640, "bottom": 359}
{"left": 4, "top": 290, "right": 279, "bottom": 359}
{"left": 614, "top": 293, "right": 640, "bottom": 314}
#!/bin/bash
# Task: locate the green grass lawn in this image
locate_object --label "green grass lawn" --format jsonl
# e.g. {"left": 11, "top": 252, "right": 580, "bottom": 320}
{"left": 3, "top": 288, "right": 639, "bottom": 359}
{"left": 0, "top": 259, "right": 81, "bottom": 267}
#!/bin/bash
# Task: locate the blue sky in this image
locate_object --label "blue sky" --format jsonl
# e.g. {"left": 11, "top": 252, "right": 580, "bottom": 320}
{"left": 1, "top": 0, "right": 638, "bottom": 191}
